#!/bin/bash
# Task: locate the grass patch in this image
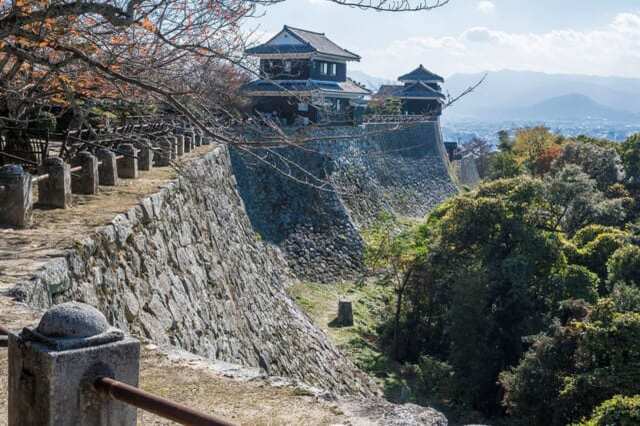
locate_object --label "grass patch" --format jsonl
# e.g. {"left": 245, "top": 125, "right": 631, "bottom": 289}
{"left": 288, "top": 280, "right": 412, "bottom": 401}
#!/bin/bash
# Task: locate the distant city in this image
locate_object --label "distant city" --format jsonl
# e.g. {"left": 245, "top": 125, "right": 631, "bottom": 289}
{"left": 441, "top": 118, "right": 640, "bottom": 146}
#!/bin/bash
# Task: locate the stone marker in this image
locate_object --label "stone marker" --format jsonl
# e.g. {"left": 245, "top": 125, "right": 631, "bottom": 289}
{"left": 96, "top": 148, "right": 119, "bottom": 186}
{"left": 184, "top": 135, "right": 193, "bottom": 153}
{"left": 0, "top": 164, "right": 33, "bottom": 228}
{"left": 138, "top": 143, "right": 154, "bottom": 171}
{"left": 337, "top": 300, "right": 354, "bottom": 327}
{"left": 155, "top": 138, "right": 172, "bottom": 167}
{"left": 8, "top": 302, "right": 140, "bottom": 426}
{"left": 71, "top": 151, "right": 99, "bottom": 195}
{"left": 166, "top": 136, "right": 178, "bottom": 160}
{"left": 118, "top": 144, "right": 138, "bottom": 179}
{"left": 38, "top": 157, "right": 71, "bottom": 208}
{"left": 175, "top": 134, "right": 185, "bottom": 156}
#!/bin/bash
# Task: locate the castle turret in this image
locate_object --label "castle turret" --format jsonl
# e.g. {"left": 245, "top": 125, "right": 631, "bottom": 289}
{"left": 243, "top": 25, "right": 370, "bottom": 124}
{"left": 375, "top": 65, "right": 446, "bottom": 116}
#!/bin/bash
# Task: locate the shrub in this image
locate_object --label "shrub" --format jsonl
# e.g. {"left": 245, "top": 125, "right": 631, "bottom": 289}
{"left": 607, "top": 245, "right": 640, "bottom": 288}
{"left": 577, "top": 395, "right": 640, "bottom": 426}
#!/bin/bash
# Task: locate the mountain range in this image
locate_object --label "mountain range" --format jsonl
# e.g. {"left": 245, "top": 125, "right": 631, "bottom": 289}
{"left": 348, "top": 69, "right": 640, "bottom": 123}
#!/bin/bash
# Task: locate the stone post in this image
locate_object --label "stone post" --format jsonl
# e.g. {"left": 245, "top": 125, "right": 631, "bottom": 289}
{"left": 71, "top": 151, "right": 99, "bottom": 195}
{"left": 96, "top": 149, "right": 118, "bottom": 186}
{"left": 175, "top": 135, "right": 185, "bottom": 157}
{"left": 167, "top": 136, "right": 178, "bottom": 160}
{"left": 138, "top": 143, "right": 154, "bottom": 172}
{"left": 117, "top": 144, "right": 138, "bottom": 179}
{"left": 0, "top": 165, "right": 33, "bottom": 228}
{"left": 194, "top": 132, "right": 202, "bottom": 147}
{"left": 184, "top": 135, "right": 193, "bottom": 153}
{"left": 38, "top": 157, "right": 71, "bottom": 209}
{"left": 155, "top": 138, "right": 172, "bottom": 167}
{"left": 8, "top": 302, "right": 140, "bottom": 426}
{"left": 336, "top": 300, "right": 354, "bottom": 327}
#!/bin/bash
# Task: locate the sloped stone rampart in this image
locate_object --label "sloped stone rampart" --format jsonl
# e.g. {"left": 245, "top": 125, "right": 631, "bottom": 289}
{"left": 11, "top": 145, "right": 375, "bottom": 397}
{"left": 230, "top": 121, "right": 458, "bottom": 282}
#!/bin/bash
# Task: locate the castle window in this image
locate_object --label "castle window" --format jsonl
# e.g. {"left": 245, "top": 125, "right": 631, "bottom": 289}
{"left": 330, "top": 63, "right": 336, "bottom": 76}
{"left": 284, "top": 60, "right": 292, "bottom": 73}
{"left": 320, "top": 62, "right": 328, "bottom": 75}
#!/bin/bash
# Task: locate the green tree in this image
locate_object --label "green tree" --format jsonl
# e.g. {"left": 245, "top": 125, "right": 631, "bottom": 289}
{"left": 577, "top": 395, "right": 640, "bottom": 426}
{"left": 621, "top": 134, "right": 640, "bottom": 189}
{"left": 501, "top": 300, "right": 640, "bottom": 425}
{"left": 607, "top": 245, "right": 640, "bottom": 288}
{"left": 552, "top": 141, "right": 624, "bottom": 191}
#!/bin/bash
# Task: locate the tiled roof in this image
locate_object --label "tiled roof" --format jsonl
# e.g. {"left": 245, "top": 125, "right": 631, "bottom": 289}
{"left": 245, "top": 26, "right": 360, "bottom": 61}
{"left": 242, "top": 79, "right": 370, "bottom": 96}
{"left": 398, "top": 65, "right": 444, "bottom": 82}
{"left": 245, "top": 44, "right": 316, "bottom": 55}
{"left": 375, "top": 82, "right": 445, "bottom": 99}
{"left": 375, "top": 85, "right": 403, "bottom": 97}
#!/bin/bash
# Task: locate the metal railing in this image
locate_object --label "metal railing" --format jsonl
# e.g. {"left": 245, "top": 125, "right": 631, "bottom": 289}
{"left": 95, "top": 377, "right": 236, "bottom": 426}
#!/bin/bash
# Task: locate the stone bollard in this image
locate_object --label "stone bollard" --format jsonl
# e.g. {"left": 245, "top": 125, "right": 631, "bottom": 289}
{"left": 336, "top": 300, "right": 354, "bottom": 327}
{"left": 155, "top": 138, "right": 172, "bottom": 167}
{"left": 8, "top": 302, "right": 140, "bottom": 426}
{"left": 38, "top": 157, "right": 71, "bottom": 208}
{"left": 117, "top": 144, "right": 138, "bottom": 179}
{"left": 167, "top": 136, "right": 178, "bottom": 160}
{"left": 71, "top": 151, "right": 99, "bottom": 195}
{"left": 0, "top": 165, "right": 33, "bottom": 228}
{"left": 175, "top": 135, "right": 185, "bottom": 157}
{"left": 184, "top": 135, "right": 193, "bottom": 153}
{"left": 138, "top": 143, "right": 154, "bottom": 171}
{"left": 96, "top": 149, "right": 119, "bottom": 186}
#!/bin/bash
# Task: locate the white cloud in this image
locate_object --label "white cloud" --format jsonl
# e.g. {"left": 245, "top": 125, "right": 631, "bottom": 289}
{"left": 476, "top": 1, "right": 495, "bottom": 15}
{"left": 357, "top": 12, "right": 640, "bottom": 79}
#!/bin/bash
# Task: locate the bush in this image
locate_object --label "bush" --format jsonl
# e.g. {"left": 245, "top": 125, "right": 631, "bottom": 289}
{"left": 577, "top": 395, "right": 640, "bottom": 426}
{"left": 553, "top": 265, "right": 599, "bottom": 303}
{"left": 416, "top": 355, "right": 455, "bottom": 401}
{"left": 607, "top": 245, "right": 640, "bottom": 288}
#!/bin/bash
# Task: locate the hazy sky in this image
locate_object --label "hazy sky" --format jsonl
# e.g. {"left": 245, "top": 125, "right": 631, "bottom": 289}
{"left": 247, "top": 0, "right": 640, "bottom": 80}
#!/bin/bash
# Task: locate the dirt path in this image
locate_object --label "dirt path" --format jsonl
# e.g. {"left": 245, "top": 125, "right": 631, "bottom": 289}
{"left": 0, "top": 145, "right": 213, "bottom": 293}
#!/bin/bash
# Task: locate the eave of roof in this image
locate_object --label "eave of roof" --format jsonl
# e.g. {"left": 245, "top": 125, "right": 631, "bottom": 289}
{"left": 242, "top": 79, "right": 370, "bottom": 96}
{"left": 376, "top": 82, "right": 445, "bottom": 99}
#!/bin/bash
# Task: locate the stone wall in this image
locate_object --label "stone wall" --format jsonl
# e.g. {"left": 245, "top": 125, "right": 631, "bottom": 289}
{"left": 11, "top": 145, "right": 375, "bottom": 397}
{"left": 230, "top": 121, "right": 458, "bottom": 282}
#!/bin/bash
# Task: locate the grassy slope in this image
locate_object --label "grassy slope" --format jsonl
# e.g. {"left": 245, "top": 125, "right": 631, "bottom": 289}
{"left": 287, "top": 280, "right": 413, "bottom": 401}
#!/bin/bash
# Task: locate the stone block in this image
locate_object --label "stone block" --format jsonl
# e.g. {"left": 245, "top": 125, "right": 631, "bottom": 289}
{"left": 8, "top": 302, "right": 140, "bottom": 426}
{"left": 0, "top": 164, "right": 33, "bottom": 228}
{"left": 138, "top": 144, "right": 154, "bottom": 171}
{"left": 96, "top": 149, "right": 118, "bottom": 186}
{"left": 117, "top": 144, "right": 138, "bottom": 179}
{"left": 155, "top": 139, "right": 172, "bottom": 167}
{"left": 175, "top": 135, "right": 185, "bottom": 156}
{"left": 336, "top": 300, "right": 353, "bottom": 327}
{"left": 71, "top": 151, "right": 99, "bottom": 195}
{"left": 38, "top": 157, "right": 71, "bottom": 208}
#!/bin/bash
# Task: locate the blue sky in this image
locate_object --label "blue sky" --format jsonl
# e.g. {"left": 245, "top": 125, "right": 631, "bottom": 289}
{"left": 246, "top": 0, "right": 640, "bottom": 79}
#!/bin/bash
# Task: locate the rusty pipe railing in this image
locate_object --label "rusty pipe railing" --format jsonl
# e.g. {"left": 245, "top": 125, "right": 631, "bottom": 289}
{"left": 95, "top": 377, "right": 236, "bottom": 426}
